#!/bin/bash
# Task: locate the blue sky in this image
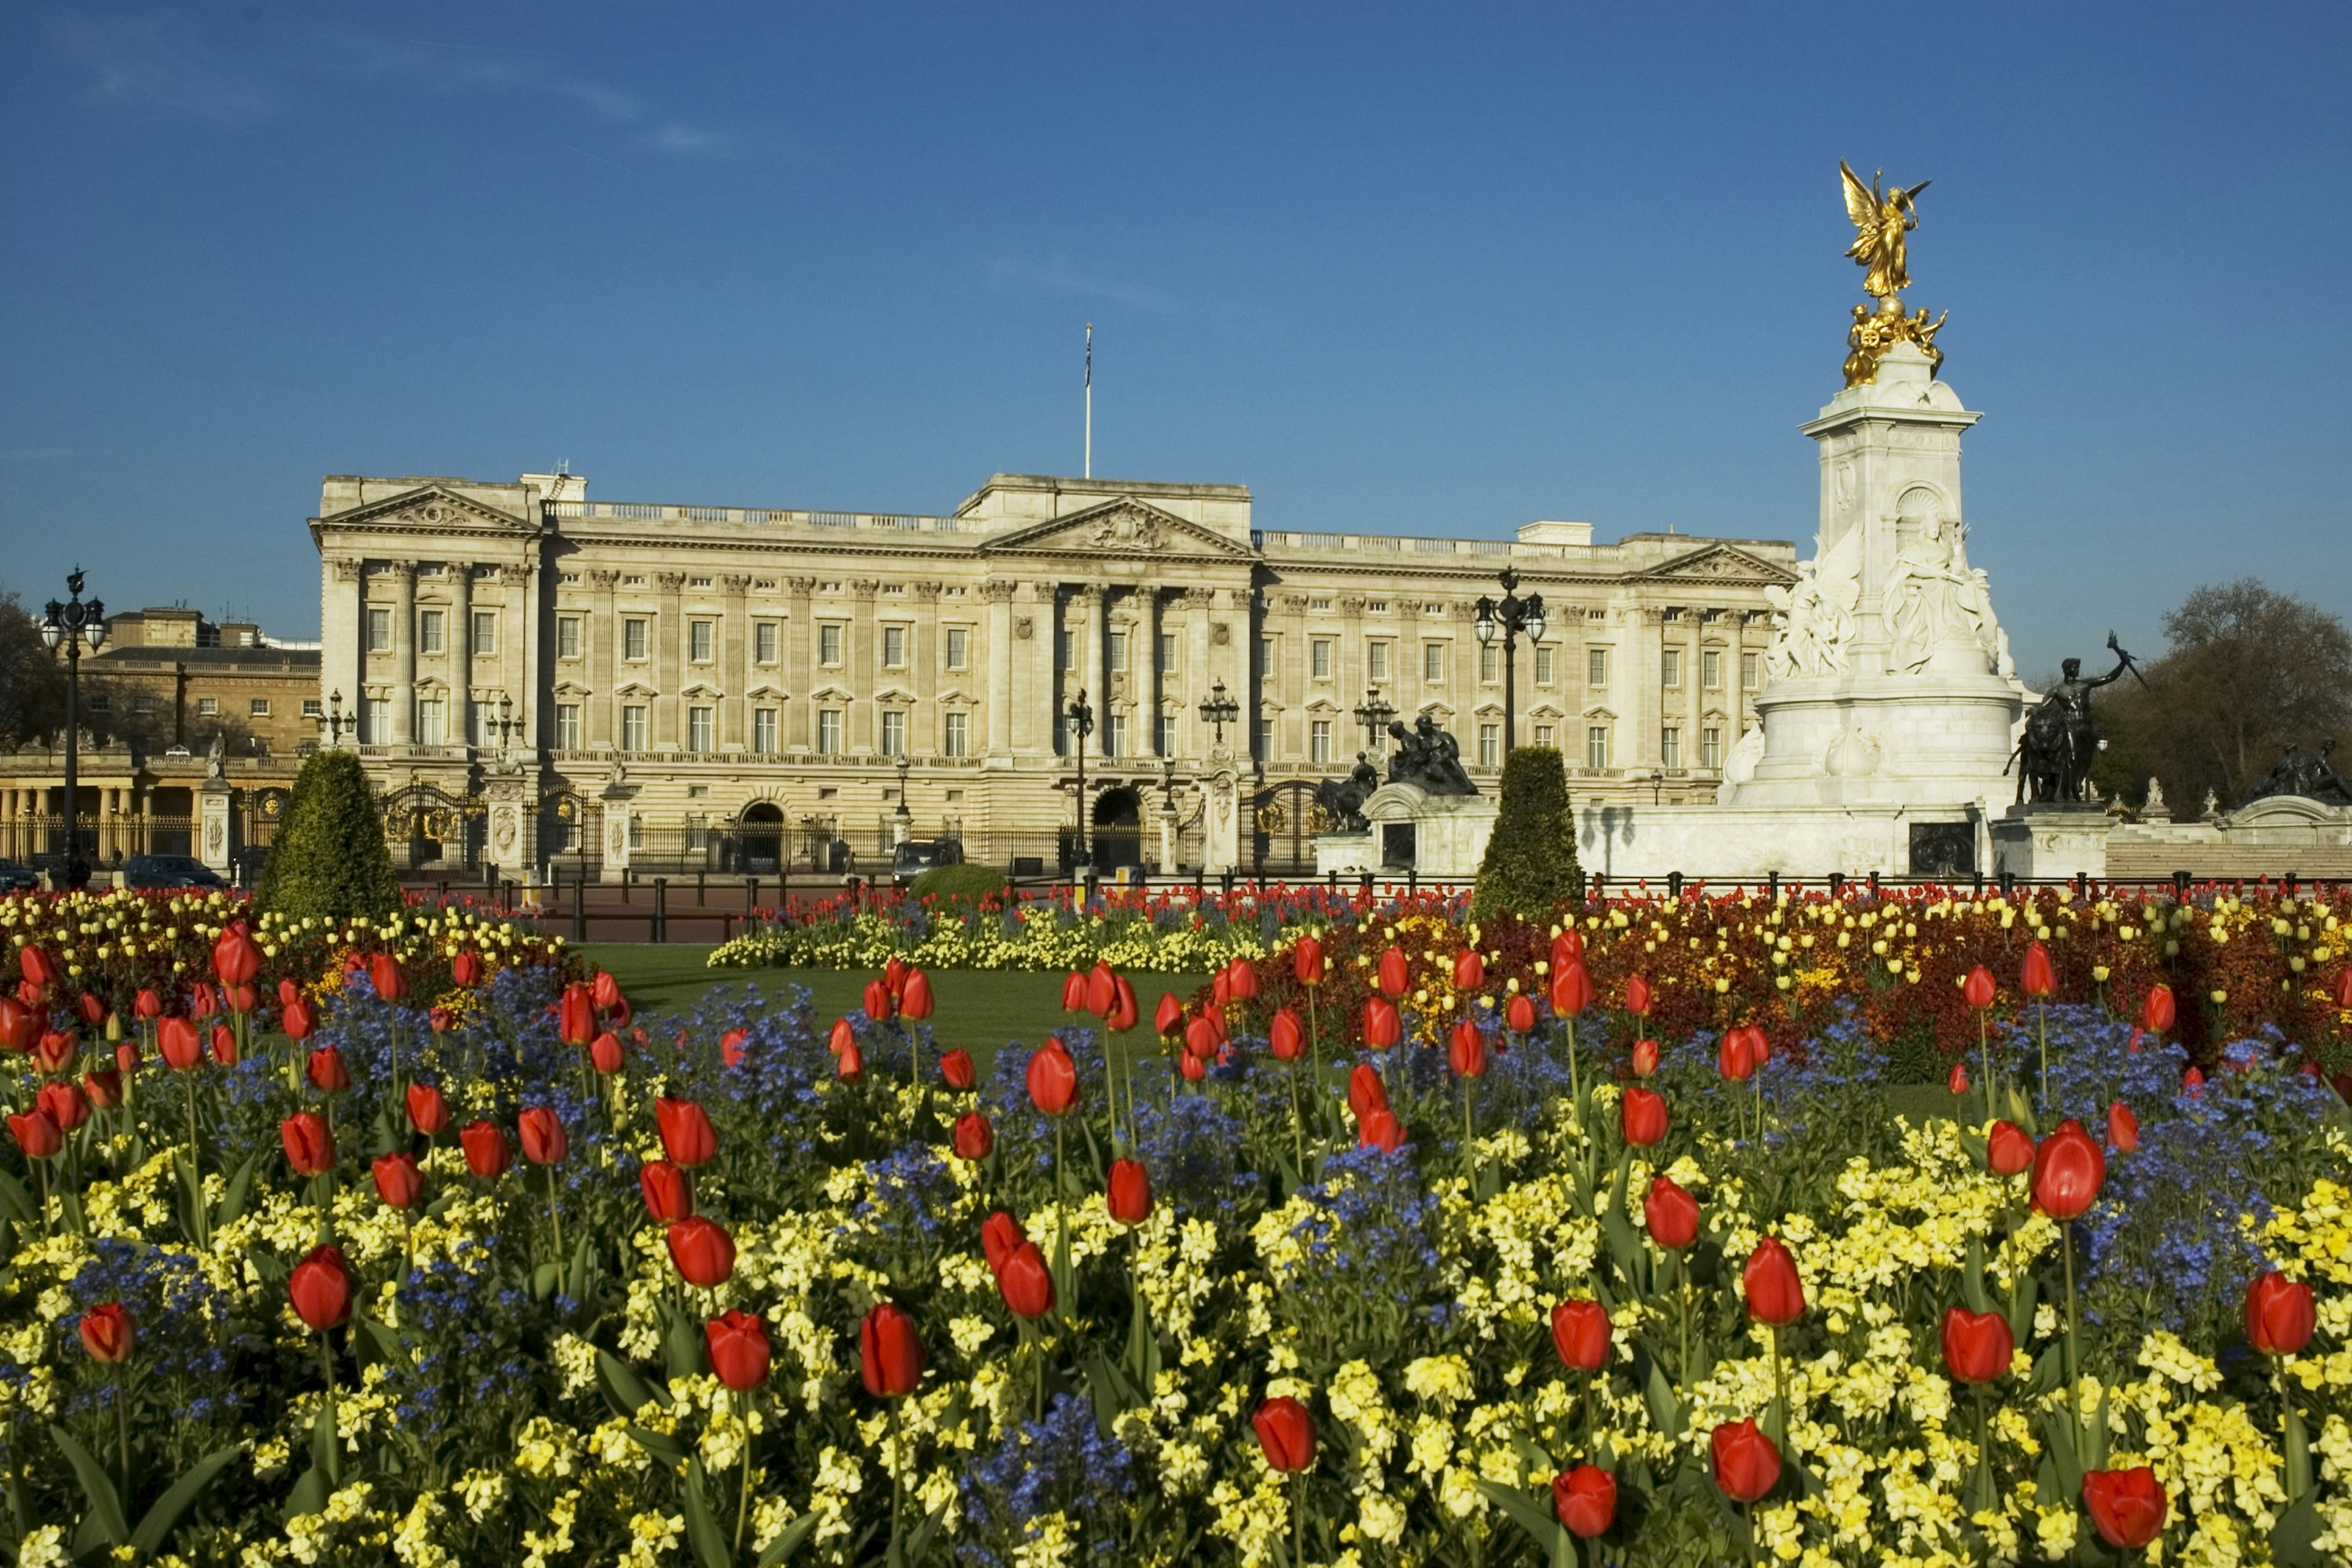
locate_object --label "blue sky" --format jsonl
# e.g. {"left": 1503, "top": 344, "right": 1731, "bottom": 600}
{"left": 3, "top": 2, "right": 2346, "bottom": 676}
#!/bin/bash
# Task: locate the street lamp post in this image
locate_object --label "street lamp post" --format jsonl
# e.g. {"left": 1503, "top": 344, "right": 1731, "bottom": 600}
{"left": 315, "top": 690, "right": 355, "bottom": 747}
{"left": 39, "top": 568, "right": 108, "bottom": 888}
{"left": 1472, "top": 568, "right": 1548, "bottom": 756}
{"left": 1065, "top": 688, "right": 1095, "bottom": 870}
{"left": 1352, "top": 685, "right": 1396, "bottom": 756}
{"left": 894, "top": 755, "right": 913, "bottom": 845}
{"left": 1197, "top": 679, "right": 1239, "bottom": 747}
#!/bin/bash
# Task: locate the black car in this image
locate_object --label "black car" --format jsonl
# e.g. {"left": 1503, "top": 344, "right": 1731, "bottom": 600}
{"left": 124, "top": 854, "right": 229, "bottom": 891}
{"left": 890, "top": 838, "right": 965, "bottom": 886}
{"left": 0, "top": 859, "right": 36, "bottom": 894}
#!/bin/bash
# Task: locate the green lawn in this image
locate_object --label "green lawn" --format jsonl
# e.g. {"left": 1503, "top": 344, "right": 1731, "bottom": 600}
{"left": 574, "top": 943, "right": 1212, "bottom": 1065}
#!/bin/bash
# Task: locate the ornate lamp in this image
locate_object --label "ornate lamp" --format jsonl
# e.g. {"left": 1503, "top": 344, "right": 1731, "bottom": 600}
{"left": 39, "top": 568, "right": 107, "bottom": 889}
{"left": 1065, "top": 687, "right": 1095, "bottom": 870}
{"left": 1353, "top": 685, "right": 1395, "bottom": 754}
{"left": 1475, "top": 568, "right": 1546, "bottom": 755}
{"left": 1197, "top": 679, "right": 1240, "bottom": 746}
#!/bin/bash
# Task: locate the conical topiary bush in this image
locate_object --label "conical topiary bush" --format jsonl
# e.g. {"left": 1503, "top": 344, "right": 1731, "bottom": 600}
{"left": 1470, "top": 745, "right": 1583, "bottom": 922}
{"left": 255, "top": 748, "right": 401, "bottom": 921}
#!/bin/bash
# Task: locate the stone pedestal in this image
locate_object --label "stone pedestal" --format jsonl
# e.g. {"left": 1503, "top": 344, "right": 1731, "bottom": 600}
{"left": 600, "top": 776, "right": 638, "bottom": 883}
{"left": 1990, "top": 804, "right": 2113, "bottom": 880}
{"left": 1360, "top": 782, "right": 1498, "bottom": 878}
{"left": 1200, "top": 745, "right": 1243, "bottom": 875}
{"left": 484, "top": 764, "right": 532, "bottom": 881}
{"left": 1314, "top": 831, "right": 1379, "bottom": 876}
{"left": 1158, "top": 807, "right": 1179, "bottom": 874}
{"left": 198, "top": 780, "right": 233, "bottom": 876}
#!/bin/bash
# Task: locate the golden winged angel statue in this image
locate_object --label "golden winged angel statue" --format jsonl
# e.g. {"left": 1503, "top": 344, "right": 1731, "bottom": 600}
{"left": 1840, "top": 160, "right": 1929, "bottom": 298}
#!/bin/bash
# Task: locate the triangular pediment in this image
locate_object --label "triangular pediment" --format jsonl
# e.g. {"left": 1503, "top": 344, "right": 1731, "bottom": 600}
{"left": 1635, "top": 545, "right": 1796, "bottom": 586}
{"left": 321, "top": 484, "right": 542, "bottom": 538}
{"left": 979, "top": 497, "right": 1256, "bottom": 560}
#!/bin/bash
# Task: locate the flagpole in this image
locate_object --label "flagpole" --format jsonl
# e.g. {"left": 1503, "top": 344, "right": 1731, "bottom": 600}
{"left": 1084, "top": 323, "right": 1093, "bottom": 480}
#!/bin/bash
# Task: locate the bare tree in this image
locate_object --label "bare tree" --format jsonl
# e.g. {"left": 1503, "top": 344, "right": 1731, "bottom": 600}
{"left": 0, "top": 591, "right": 69, "bottom": 750}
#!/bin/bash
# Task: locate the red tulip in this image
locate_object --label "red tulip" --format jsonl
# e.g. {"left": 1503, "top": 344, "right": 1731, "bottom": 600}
{"left": 666, "top": 1216, "right": 736, "bottom": 1287}
{"left": 1549, "top": 960, "right": 1596, "bottom": 1016}
{"left": 1106, "top": 1158, "right": 1152, "bottom": 1225}
{"left": 205, "top": 1023, "right": 237, "bottom": 1069}
{"left": 1506, "top": 993, "right": 1537, "bottom": 1033}
{"left": 557, "top": 983, "right": 595, "bottom": 1045}
{"left": 450, "top": 950, "right": 482, "bottom": 988}
{"left": 427, "top": 1007, "right": 455, "bottom": 1035}
{"left": 1710, "top": 1419, "right": 1781, "bottom": 1503}
{"left": 1362, "top": 996, "right": 1401, "bottom": 1050}
{"left": 1348, "top": 1063, "right": 1389, "bottom": 1120}
{"left": 1741, "top": 1025, "right": 1771, "bottom": 1067}
{"left": 2021, "top": 941, "right": 2056, "bottom": 999}
{"left": 459, "top": 1120, "right": 510, "bottom": 1178}
{"left": 2139, "top": 984, "right": 2176, "bottom": 1033}
{"left": 1948, "top": 1061, "right": 1970, "bottom": 1096}
{"left": 1986, "top": 1120, "right": 2035, "bottom": 1176}
{"left": 836, "top": 1039, "right": 864, "bottom": 1079}
{"left": 859, "top": 1303, "right": 924, "bottom": 1398}
{"left": 406, "top": 1082, "right": 451, "bottom": 1137}
{"left": 81, "top": 991, "right": 113, "bottom": 1026}
{"left": 1452, "top": 949, "right": 1485, "bottom": 992}
{"left": 1625, "top": 976, "right": 1653, "bottom": 1017}
{"left": 1630, "top": 1038, "right": 1659, "bottom": 1077}
{"left": 191, "top": 982, "right": 218, "bottom": 1019}
{"left": 1620, "top": 1086, "right": 1667, "bottom": 1147}
{"left": 2245, "top": 1271, "right": 2316, "bottom": 1357}
{"left": 2182, "top": 1066, "right": 2204, "bottom": 1094}
{"left": 288, "top": 1245, "right": 353, "bottom": 1332}
{"left": 1292, "top": 935, "right": 1325, "bottom": 987}
{"left": 2030, "top": 1120, "right": 2105, "bottom": 1220}
{"left": 1717, "top": 1029, "right": 1754, "bottom": 1083}
{"left": 883, "top": 956, "right": 908, "bottom": 1000}
{"left": 1178, "top": 1050, "right": 1205, "bottom": 1082}
{"left": 7, "top": 1109, "right": 61, "bottom": 1160}
{"left": 1357, "top": 1107, "right": 1404, "bottom": 1152}
{"left": 997, "top": 1242, "right": 1055, "bottom": 1319}
{"left": 1551, "top": 928, "right": 1584, "bottom": 968}
{"left": 2107, "top": 1101, "right": 2139, "bottom": 1152}
{"left": 720, "top": 1027, "right": 749, "bottom": 1068}
{"left": 29, "top": 1028, "right": 75, "bottom": 1073}
{"left": 306, "top": 1047, "right": 350, "bottom": 1095}
{"left": 113, "top": 1041, "right": 138, "bottom": 1074}
{"left": 1252, "top": 1396, "right": 1316, "bottom": 1472}
{"left": 134, "top": 989, "right": 162, "bottom": 1021}
{"left": 1447, "top": 1019, "right": 1487, "bottom": 1079}
{"left": 36, "top": 1081, "right": 88, "bottom": 1133}
{"left": 0, "top": 998, "right": 36, "bottom": 1054}
{"left": 706, "top": 1310, "right": 771, "bottom": 1392}
{"left": 655, "top": 1098, "right": 717, "bottom": 1167}
{"left": 592, "top": 970, "right": 624, "bottom": 1012}
{"left": 1154, "top": 991, "right": 1185, "bottom": 1037}
{"left": 1962, "top": 966, "right": 1996, "bottom": 1010}
{"left": 81, "top": 1068, "right": 123, "bottom": 1111}
{"left": 981, "top": 1211, "right": 1027, "bottom": 1275}
{"left": 952, "top": 1112, "right": 994, "bottom": 1161}
{"left": 1553, "top": 1465, "right": 1616, "bottom": 1538}
{"left": 1550, "top": 1298, "right": 1611, "bottom": 1373}
{"left": 211, "top": 923, "right": 259, "bottom": 987}
{"left": 938, "top": 1048, "right": 975, "bottom": 1090}
{"left": 1376, "top": 946, "right": 1409, "bottom": 998}
{"left": 2333, "top": 967, "right": 2352, "bottom": 1010}
{"left": 1105, "top": 974, "right": 1139, "bottom": 1032}
{"left": 2081, "top": 1468, "right": 2168, "bottom": 1550}
{"left": 1268, "top": 1007, "right": 1305, "bottom": 1061}
{"left": 18, "top": 945, "right": 56, "bottom": 990}
{"left": 862, "top": 978, "right": 894, "bottom": 1023}
{"left": 1742, "top": 1237, "right": 1805, "bottom": 1325}
{"left": 79, "top": 1303, "right": 134, "bottom": 1365}
{"left": 158, "top": 1016, "right": 202, "bottom": 1071}
{"left": 1940, "top": 1306, "right": 2013, "bottom": 1384}
{"left": 372, "top": 1152, "right": 424, "bottom": 1210}
{"left": 280, "top": 1112, "right": 335, "bottom": 1178}
{"left": 276, "top": 979, "right": 301, "bottom": 1011}
{"left": 639, "top": 1159, "right": 693, "bottom": 1223}
{"left": 282, "top": 997, "right": 317, "bottom": 1042}
{"left": 590, "top": 1032, "right": 625, "bottom": 1075}
{"left": 518, "top": 1106, "right": 567, "bottom": 1166}
{"left": 1222, "top": 957, "right": 1258, "bottom": 1004}
{"left": 1060, "top": 971, "right": 1087, "bottom": 1012}
{"left": 1026, "top": 1040, "right": 1078, "bottom": 1115}
{"left": 369, "top": 953, "right": 405, "bottom": 1003}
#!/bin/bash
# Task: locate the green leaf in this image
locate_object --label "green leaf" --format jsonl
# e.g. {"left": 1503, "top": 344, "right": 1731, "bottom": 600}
{"left": 1473, "top": 1479, "right": 1564, "bottom": 1555}
{"left": 531, "top": 1261, "right": 564, "bottom": 1300}
{"left": 1601, "top": 1207, "right": 1645, "bottom": 1283}
{"left": 1124, "top": 1289, "right": 1161, "bottom": 1395}
{"left": 55, "top": 1185, "right": 86, "bottom": 1237}
{"left": 0, "top": 1167, "right": 33, "bottom": 1226}
{"left": 626, "top": 1427, "right": 691, "bottom": 1471}
{"left": 1085, "top": 1351, "right": 1141, "bottom": 1441}
{"left": 1645, "top": 1359, "right": 1684, "bottom": 1440}
{"left": 50, "top": 1425, "right": 129, "bottom": 1548}
{"left": 756, "top": 1513, "right": 821, "bottom": 1566}
{"left": 2040, "top": 1412, "right": 2082, "bottom": 1502}
{"left": 2005, "top": 1272, "right": 2038, "bottom": 1355}
{"left": 1962, "top": 1237, "right": 1992, "bottom": 1316}
{"left": 283, "top": 1466, "right": 329, "bottom": 1523}
{"left": 905, "top": 1498, "right": 952, "bottom": 1567}
{"left": 2271, "top": 1494, "right": 2327, "bottom": 1566}
{"left": 216, "top": 1153, "right": 259, "bottom": 1227}
{"left": 680, "top": 1458, "right": 735, "bottom": 1568}
{"left": 665, "top": 1308, "right": 706, "bottom": 1384}
{"left": 355, "top": 1314, "right": 402, "bottom": 1367}
{"left": 312, "top": 1398, "right": 341, "bottom": 1487}
{"left": 599, "top": 1349, "right": 665, "bottom": 1419}
{"left": 131, "top": 1444, "right": 245, "bottom": 1558}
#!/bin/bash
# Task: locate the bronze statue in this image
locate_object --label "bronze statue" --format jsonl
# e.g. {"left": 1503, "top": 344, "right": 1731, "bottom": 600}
{"left": 2011, "top": 633, "right": 2140, "bottom": 804}
{"left": 1385, "top": 715, "right": 1478, "bottom": 796}
{"left": 1841, "top": 162, "right": 1929, "bottom": 300}
{"left": 1313, "top": 753, "right": 1384, "bottom": 832}
{"left": 2247, "top": 738, "right": 2352, "bottom": 807}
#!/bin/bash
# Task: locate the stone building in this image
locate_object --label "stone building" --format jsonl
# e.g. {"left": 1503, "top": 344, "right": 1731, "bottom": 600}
{"left": 309, "top": 467, "right": 1796, "bottom": 878}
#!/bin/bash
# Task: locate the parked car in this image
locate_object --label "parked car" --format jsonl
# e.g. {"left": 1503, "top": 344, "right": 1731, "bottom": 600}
{"left": 0, "top": 859, "right": 36, "bottom": 894}
{"left": 891, "top": 838, "right": 965, "bottom": 886}
{"left": 124, "top": 854, "right": 228, "bottom": 890}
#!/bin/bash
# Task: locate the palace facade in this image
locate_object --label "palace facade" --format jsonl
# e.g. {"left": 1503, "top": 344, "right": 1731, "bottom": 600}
{"left": 309, "top": 468, "right": 1798, "bottom": 877}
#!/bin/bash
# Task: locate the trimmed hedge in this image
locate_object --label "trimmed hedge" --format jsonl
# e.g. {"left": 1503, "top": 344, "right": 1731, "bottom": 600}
{"left": 909, "top": 861, "right": 1009, "bottom": 901}
{"left": 254, "top": 748, "right": 402, "bottom": 921}
{"left": 1470, "top": 745, "right": 1582, "bottom": 922}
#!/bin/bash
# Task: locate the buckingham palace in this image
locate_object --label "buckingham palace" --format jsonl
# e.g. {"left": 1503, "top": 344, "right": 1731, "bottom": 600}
{"left": 309, "top": 467, "right": 1797, "bottom": 878}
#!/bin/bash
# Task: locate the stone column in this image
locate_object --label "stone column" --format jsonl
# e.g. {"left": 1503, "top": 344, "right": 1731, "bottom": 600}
{"left": 850, "top": 580, "right": 880, "bottom": 754}
{"left": 390, "top": 561, "right": 417, "bottom": 745}
{"left": 514, "top": 559, "right": 541, "bottom": 753}
{"left": 1018, "top": 582, "right": 1056, "bottom": 755}
{"left": 654, "top": 572, "right": 686, "bottom": 748}
{"left": 1686, "top": 611, "right": 1706, "bottom": 777}
{"left": 450, "top": 562, "right": 473, "bottom": 745}
{"left": 1135, "top": 588, "right": 1159, "bottom": 758}
{"left": 325, "top": 558, "right": 364, "bottom": 722}
{"left": 721, "top": 575, "right": 753, "bottom": 750}
{"left": 1340, "top": 595, "right": 1367, "bottom": 750}
{"left": 198, "top": 778, "right": 233, "bottom": 875}
{"left": 1069, "top": 586, "right": 1100, "bottom": 752}
{"left": 788, "top": 578, "right": 816, "bottom": 749}
{"left": 1278, "top": 594, "right": 1310, "bottom": 763}
{"left": 588, "top": 570, "right": 619, "bottom": 747}
{"left": 499, "top": 564, "right": 532, "bottom": 748}
{"left": 1185, "top": 589, "right": 1214, "bottom": 758}
{"left": 913, "top": 582, "right": 942, "bottom": 755}
{"left": 982, "top": 582, "right": 1016, "bottom": 755}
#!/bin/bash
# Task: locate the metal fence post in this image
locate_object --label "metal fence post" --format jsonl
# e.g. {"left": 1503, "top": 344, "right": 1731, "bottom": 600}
{"left": 653, "top": 877, "right": 668, "bottom": 943}
{"left": 573, "top": 862, "right": 586, "bottom": 943}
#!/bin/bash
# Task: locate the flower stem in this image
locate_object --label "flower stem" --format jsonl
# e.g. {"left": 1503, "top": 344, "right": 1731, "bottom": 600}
{"left": 2062, "top": 1220, "right": 2082, "bottom": 1455}
{"left": 545, "top": 1163, "right": 564, "bottom": 1262}
{"left": 737, "top": 1389, "right": 756, "bottom": 1557}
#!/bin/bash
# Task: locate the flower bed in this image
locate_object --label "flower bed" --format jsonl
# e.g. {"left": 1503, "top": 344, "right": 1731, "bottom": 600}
{"left": 2, "top": 901, "right": 2349, "bottom": 1566}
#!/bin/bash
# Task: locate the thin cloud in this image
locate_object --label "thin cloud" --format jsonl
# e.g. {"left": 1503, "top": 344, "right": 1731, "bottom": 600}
{"left": 990, "top": 255, "right": 1177, "bottom": 312}
{"left": 52, "top": 15, "right": 273, "bottom": 122}
{"left": 650, "top": 122, "right": 732, "bottom": 157}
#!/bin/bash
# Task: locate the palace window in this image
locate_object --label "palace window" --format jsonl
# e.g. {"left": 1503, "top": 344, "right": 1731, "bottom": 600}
{"left": 1480, "top": 644, "right": 1499, "bottom": 683}
{"left": 624, "top": 619, "right": 649, "bottom": 661}
{"left": 881, "top": 710, "right": 906, "bottom": 756}
{"left": 1057, "top": 628, "right": 1076, "bottom": 673}
{"left": 301, "top": 698, "right": 322, "bottom": 718}
{"left": 942, "top": 712, "right": 968, "bottom": 758}
{"left": 1255, "top": 716, "right": 1275, "bottom": 760}
{"left": 1662, "top": 727, "right": 1681, "bottom": 768}
{"left": 1661, "top": 649, "right": 1681, "bottom": 688}
{"left": 755, "top": 622, "right": 778, "bottom": 664}
{"left": 690, "top": 620, "right": 714, "bottom": 662}
{"left": 883, "top": 625, "right": 907, "bottom": 668}
{"left": 1588, "top": 647, "right": 1608, "bottom": 686}
{"left": 688, "top": 706, "right": 714, "bottom": 753}
{"left": 1743, "top": 652, "right": 1760, "bottom": 690}
{"left": 1423, "top": 642, "right": 1446, "bottom": 682}
{"left": 472, "top": 611, "right": 496, "bottom": 657}
{"left": 1586, "top": 726, "right": 1610, "bottom": 769}
{"left": 557, "top": 616, "right": 581, "bottom": 658}
{"left": 1258, "top": 635, "right": 1275, "bottom": 679}
{"left": 197, "top": 696, "right": 218, "bottom": 716}
{"left": 419, "top": 609, "right": 443, "bottom": 654}
{"left": 367, "top": 609, "right": 391, "bottom": 653}
{"left": 361, "top": 698, "right": 390, "bottom": 742}
{"left": 623, "top": 575, "right": 646, "bottom": 587}
{"left": 1535, "top": 646, "right": 1554, "bottom": 684}
{"left": 945, "top": 627, "right": 968, "bottom": 669}
{"left": 1703, "top": 649, "right": 1722, "bottom": 688}
{"left": 1106, "top": 714, "right": 1126, "bottom": 757}
{"left": 1702, "top": 727, "right": 1722, "bottom": 769}
{"left": 417, "top": 698, "right": 443, "bottom": 745}
{"left": 1107, "top": 631, "right": 1128, "bottom": 671}
{"left": 1535, "top": 723, "right": 1555, "bottom": 748}
{"left": 621, "top": 705, "right": 647, "bottom": 751}
{"left": 1311, "top": 638, "right": 1333, "bottom": 680}
{"left": 1157, "top": 631, "right": 1177, "bottom": 671}
{"left": 1367, "top": 641, "right": 1389, "bottom": 682}
{"left": 819, "top": 624, "right": 843, "bottom": 666}
{"left": 1479, "top": 724, "right": 1499, "bottom": 767}
{"left": 555, "top": 704, "right": 581, "bottom": 750}
{"left": 689, "top": 576, "right": 712, "bottom": 589}
{"left": 628, "top": 815, "right": 644, "bottom": 850}
{"left": 135, "top": 694, "right": 157, "bottom": 714}
{"left": 812, "top": 709, "right": 839, "bottom": 754}
{"left": 1310, "top": 597, "right": 1332, "bottom": 611}
{"left": 753, "top": 708, "right": 777, "bottom": 755}
{"left": 1311, "top": 719, "right": 1332, "bottom": 763}
{"left": 1156, "top": 713, "right": 1175, "bottom": 755}
{"left": 249, "top": 698, "right": 270, "bottom": 717}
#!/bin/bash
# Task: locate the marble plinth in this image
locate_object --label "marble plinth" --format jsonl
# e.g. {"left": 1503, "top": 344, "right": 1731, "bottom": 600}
{"left": 1989, "top": 804, "right": 2114, "bottom": 880}
{"left": 1360, "top": 782, "right": 1499, "bottom": 878}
